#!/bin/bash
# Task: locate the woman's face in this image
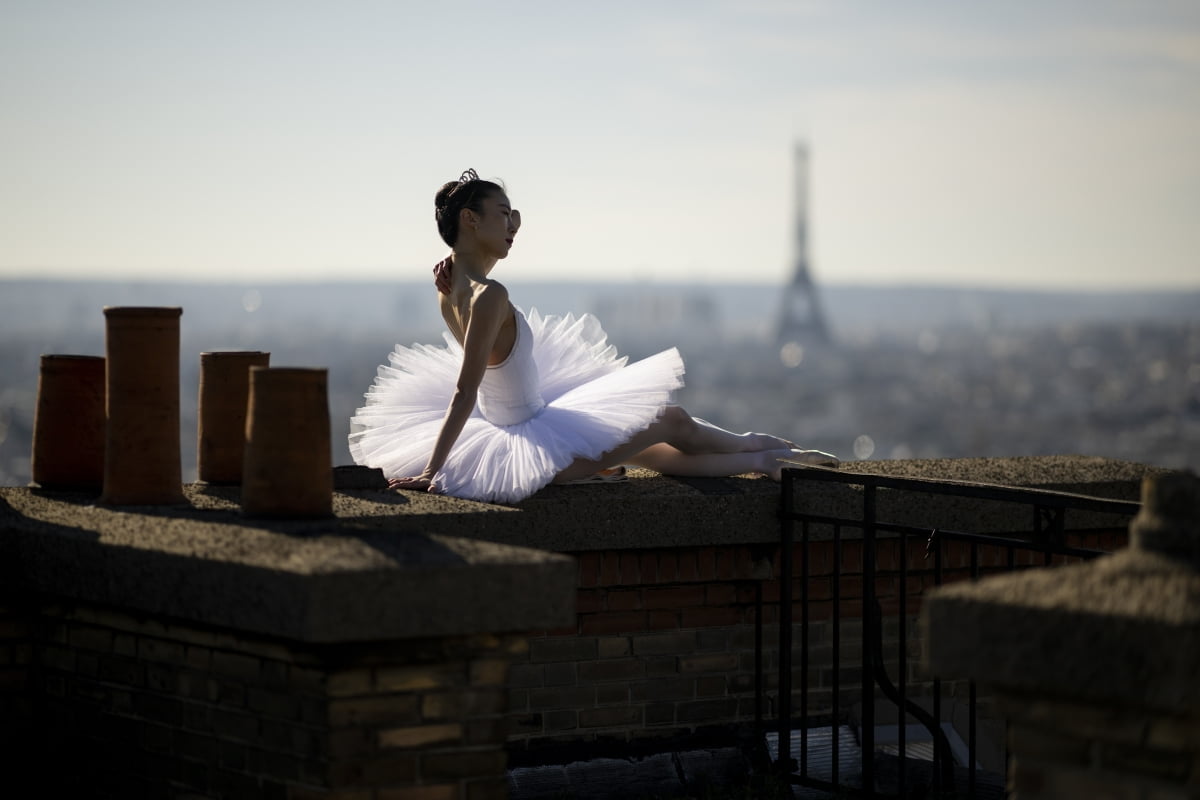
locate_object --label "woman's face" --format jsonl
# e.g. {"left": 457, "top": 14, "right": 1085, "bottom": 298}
{"left": 470, "top": 192, "right": 520, "bottom": 258}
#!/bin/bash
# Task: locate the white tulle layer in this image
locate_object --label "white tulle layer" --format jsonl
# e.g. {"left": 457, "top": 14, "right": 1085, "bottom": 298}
{"left": 349, "top": 308, "right": 685, "bottom": 504}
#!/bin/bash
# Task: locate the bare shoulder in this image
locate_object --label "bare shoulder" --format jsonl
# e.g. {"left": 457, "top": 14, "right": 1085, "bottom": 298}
{"left": 470, "top": 280, "right": 510, "bottom": 315}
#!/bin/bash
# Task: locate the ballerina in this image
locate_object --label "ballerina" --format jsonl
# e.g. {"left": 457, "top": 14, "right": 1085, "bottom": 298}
{"left": 349, "top": 169, "right": 837, "bottom": 504}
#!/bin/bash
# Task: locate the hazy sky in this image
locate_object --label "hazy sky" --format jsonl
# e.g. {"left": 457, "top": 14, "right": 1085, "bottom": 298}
{"left": 2, "top": 0, "right": 1198, "bottom": 289}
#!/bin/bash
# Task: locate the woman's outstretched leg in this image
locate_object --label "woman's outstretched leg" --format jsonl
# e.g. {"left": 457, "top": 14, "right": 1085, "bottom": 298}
{"left": 629, "top": 444, "right": 837, "bottom": 481}
{"left": 552, "top": 406, "right": 837, "bottom": 484}
{"left": 659, "top": 406, "right": 796, "bottom": 455}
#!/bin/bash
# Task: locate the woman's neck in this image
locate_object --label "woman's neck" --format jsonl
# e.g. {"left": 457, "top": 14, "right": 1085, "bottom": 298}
{"left": 450, "top": 246, "right": 497, "bottom": 287}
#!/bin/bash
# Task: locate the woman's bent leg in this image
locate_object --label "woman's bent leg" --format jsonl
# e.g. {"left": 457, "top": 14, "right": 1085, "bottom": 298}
{"left": 628, "top": 443, "right": 796, "bottom": 480}
{"left": 657, "top": 407, "right": 795, "bottom": 455}
{"left": 552, "top": 407, "right": 832, "bottom": 484}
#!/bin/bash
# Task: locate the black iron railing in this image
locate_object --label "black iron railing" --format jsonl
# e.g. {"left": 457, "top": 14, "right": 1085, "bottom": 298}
{"left": 756, "top": 467, "right": 1140, "bottom": 798}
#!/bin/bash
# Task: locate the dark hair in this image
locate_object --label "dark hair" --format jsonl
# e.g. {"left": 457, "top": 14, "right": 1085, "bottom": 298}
{"left": 435, "top": 169, "right": 506, "bottom": 247}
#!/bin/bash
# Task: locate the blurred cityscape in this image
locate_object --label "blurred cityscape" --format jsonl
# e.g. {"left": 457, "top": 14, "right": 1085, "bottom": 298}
{"left": 1, "top": 278, "right": 1197, "bottom": 487}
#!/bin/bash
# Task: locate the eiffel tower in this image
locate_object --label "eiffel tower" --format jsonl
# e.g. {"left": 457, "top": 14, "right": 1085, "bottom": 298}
{"left": 775, "top": 141, "right": 831, "bottom": 346}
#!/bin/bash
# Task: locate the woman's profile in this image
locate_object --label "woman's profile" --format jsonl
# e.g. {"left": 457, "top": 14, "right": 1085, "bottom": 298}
{"left": 349, "top": 169, "right": 837, "bottom": 504}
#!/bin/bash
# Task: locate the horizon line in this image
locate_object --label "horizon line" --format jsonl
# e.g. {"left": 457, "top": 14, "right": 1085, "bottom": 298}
{"left": 2, "top": 273, "right": 1200, "bottom": 296}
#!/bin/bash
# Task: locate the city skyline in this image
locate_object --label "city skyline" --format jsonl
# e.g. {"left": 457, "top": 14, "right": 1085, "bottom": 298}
{"left": 3, "top": 1, "right": 1198, "bottom": 290}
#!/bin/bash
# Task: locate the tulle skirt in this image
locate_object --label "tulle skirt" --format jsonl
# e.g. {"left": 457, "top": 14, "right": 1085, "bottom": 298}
{"left": 349, "top": 308, "right": 685, "bottom": 504}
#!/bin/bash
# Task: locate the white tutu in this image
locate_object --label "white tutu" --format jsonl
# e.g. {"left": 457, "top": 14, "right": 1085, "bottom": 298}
{"left": 349, "top": 307, "right": 685, "bottom": 504}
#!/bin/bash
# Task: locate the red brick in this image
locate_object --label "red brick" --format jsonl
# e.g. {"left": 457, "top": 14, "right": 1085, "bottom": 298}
{"left": 577, "top": 553, "right": 601, "bottom": 588}
{"left": 656, "top": 553, "right": 678, "bottom": 583}
{"left": 704, "top": 585, "right": 736, "bottom": 605}
{"left": 838, "top": 575, "right": 863, "bottom": 599}
{"left": 643, "top": 586, "right": 706, "bottom": 610}
{"left": 715, "top": 551, "right": 735, "bottom": 580}
{"left": 677, "top": 551, "right": 699, "bottom": 582}
{"left": 606, "top": 590, "right": 642, "bottom": 611}
{"left": 599, "top": 553, "right": 621, "bottom": 586}
{"left": 575, "top": 590, "right": 604, "bottom": 614}
{"left": 804, "top": 601, "right": 834, "bottom": 622}
{"left": 639, "top": 553, "right": 659, "bottom": 583}
{"left": 580, "top": 612, "right": 646, "bottom": 636}
{"left": 841, "top": 541, "right": 863, "bottom": 573}
{"left": 734, "top": 547, "right": 756, "bottom": 578}
{"left": 697, "top": 548, "right": 718, "bottom": 580}
{"left": 646, "top": 610, "right": 680, "bottom": 630}
{"left": 619, "top": 553, "right": 641, "bottom": 584}
{"left": 794, "top": 541, "right": 832, "bottom": 576}
{"left": 875, "top": 540, "right": 899, "bottom": 570}
{"left": 680, "top": 606, "right": 742, "bottom": 628}
{"left": 806, "top": 575, "right": 835, "bottom": 599}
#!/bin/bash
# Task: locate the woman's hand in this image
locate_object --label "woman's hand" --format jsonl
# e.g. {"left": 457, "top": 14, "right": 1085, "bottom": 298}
{"left": 432, "top": 256, "right": 453, "bottom": 295}
{"left": 388, "top": 475, "right": 440, "bottom": 493}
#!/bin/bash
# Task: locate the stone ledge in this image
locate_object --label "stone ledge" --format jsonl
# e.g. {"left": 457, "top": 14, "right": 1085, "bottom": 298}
{"left": 922, "top": 548, "right": 1200, "bottom": 711}
{"left": 1, "top": 455, "right": 1160, "bottom": 644}
{"left": 923, "top": 468, "right": 1200, "bottom": 714}
{"left": 335, "top": 455, "right": 1161, "bottom": 551}
{"left": 1, "top": 487, "right": 575, "bottom": 644}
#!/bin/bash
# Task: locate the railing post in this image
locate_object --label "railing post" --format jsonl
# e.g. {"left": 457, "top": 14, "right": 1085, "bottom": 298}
{"left": 778, "top": 468, "right": 794, "bottom": 775}
{"left": 861, "top": 481, "right": 876, "bottom": 795}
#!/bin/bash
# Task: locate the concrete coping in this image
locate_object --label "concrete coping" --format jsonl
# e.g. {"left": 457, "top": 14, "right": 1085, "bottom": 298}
{"left": 2, "top": 455, "right": 1162, "bottom": 645}
{"left": 335, "top": 454, "right": 1160, "bottom": 552}
{"left": 1, "top": 485, "right": 576, "bottom": 644}
{"left": 922, "top": 470, "right": 1200, "bottom": 712}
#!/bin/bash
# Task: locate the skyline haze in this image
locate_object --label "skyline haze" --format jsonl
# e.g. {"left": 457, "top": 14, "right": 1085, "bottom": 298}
{"left": 3, "top": 1, "right": 1198, "bottom": 290}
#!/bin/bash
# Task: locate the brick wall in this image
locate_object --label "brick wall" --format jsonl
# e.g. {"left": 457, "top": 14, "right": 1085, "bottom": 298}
{"left": 6, "top": 601, "right": 524, "bottom": 799}
{"left": 1004, "top": 695, "right": 1200, "bottom": 798}
{"left": 506, "top": 529, "right": 1129, "bottom": 755}
{"left": 0, "top": 599, "right": 34, "bottom": 769}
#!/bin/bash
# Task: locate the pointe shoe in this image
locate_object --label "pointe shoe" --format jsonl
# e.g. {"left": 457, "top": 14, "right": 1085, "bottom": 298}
{"left": 565, "top": 466, "right": 628, "bottom": 485}
{"left": 778, "top": 449, "right": 840, "bottom": 469}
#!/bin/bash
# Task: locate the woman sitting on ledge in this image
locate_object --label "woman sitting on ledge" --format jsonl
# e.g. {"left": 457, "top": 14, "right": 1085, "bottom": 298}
{"left": 349, "top": 169, "right": 837, "bottom": 504}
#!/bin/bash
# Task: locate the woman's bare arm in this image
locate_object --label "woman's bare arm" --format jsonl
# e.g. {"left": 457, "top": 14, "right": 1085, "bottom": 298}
{"left": 391, "top": 282, "right": 510, "bottom": 490}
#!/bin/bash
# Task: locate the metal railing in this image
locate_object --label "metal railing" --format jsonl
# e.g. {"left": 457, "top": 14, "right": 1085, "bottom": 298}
{"left": 756, "top": 467, "right": 1140, "bottom": 798}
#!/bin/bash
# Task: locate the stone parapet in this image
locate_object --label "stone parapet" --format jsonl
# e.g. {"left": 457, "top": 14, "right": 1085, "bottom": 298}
{"left": 1, "top": 486, "right": 575, "bottom": 643}
{"left": 922, "top": 470, "right": 1200, "bottom": 797}
{"left": 0, "top": 454, "right": 1168, "bottom": 797}
{"left": 1, "top": 455, "right": 1157, "bottom": 644}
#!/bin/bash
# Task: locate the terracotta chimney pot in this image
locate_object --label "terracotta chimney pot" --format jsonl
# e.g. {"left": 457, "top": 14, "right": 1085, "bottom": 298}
{"left": 100, "top": 306, "right": 185, "bottom": 505}
{"left": 196, "top": 351, "right": 270, "bottom": 484}
{"left": 30, "top": 354, "right": 106, "bottom": 490}
{"left": 241, "top": 366, "right": 332, "bottom": 518}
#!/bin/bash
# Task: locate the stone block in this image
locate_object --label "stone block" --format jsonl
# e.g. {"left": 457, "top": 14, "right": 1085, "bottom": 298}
{"left": 378, "top": 722, "right": 463, "bottom": 749}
